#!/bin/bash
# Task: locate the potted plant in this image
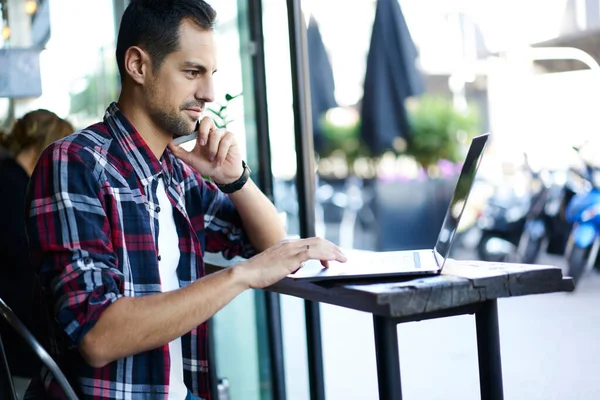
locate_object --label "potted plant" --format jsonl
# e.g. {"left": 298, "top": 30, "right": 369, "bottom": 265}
{"left": 316, "top": 106, "right": 367, "bottom": 180}
{"left": 405, "top": 95, "right": 479, "bottom": 173}
{"left": 375, "top": 95, "right": 481, "bottom": 251}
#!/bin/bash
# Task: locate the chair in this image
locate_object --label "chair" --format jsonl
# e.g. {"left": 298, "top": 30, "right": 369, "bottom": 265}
{"left": 0, "top": 332, "right": 18, "bottom": 400}
{"left": 0, "top": 297, "right": 78, "bottom": 400}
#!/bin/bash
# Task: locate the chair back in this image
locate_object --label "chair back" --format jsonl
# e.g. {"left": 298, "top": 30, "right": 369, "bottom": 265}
{"left": 0, "top": 332, "right": 17, "bottom": 400}
{"left": 0, "top": 298, "right": 78, "bottom": 400}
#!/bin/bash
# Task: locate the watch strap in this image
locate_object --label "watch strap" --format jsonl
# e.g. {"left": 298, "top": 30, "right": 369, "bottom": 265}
{"left": 217, "top": 161, "right": 250, "bottom": 194}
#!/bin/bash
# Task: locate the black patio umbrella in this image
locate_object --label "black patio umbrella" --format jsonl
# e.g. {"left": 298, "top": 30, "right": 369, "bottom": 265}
{"left": 360, "top": 0, "right": 424, "bottom": 156}
{"left": 307, "top": 16, "right": 337, "bottom": 154}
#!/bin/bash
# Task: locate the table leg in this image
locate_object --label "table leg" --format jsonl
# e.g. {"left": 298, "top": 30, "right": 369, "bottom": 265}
{"left": 475, "top": 300, "right": 504, "bottom": 400}
{"left": 373, "top": 315, "right": 402, "bottom": 400}
{"left": 305, "top": 300, "right": 325, "bottom": 400}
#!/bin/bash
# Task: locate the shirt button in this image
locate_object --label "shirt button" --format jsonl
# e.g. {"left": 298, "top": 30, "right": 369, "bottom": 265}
{"left": 156, "top": 206, "right": 161, "bottom": 213}
{"left": 84, "top": 257, "right": 92, "bottom": 265}
{"left": 157, "top": 255, "right": 162, "bottom": 261}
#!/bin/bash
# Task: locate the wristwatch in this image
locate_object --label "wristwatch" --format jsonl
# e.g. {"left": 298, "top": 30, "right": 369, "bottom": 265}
{"left": 217, "top": 160, "right": 251, "bottom": 194}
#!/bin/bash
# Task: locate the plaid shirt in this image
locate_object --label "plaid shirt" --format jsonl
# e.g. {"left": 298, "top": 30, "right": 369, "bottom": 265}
{"left": 25, "top": 103, "right": 255, "bottom": 400}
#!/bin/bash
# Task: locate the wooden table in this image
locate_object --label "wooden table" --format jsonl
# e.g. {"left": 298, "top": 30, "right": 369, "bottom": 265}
{"left": 207, "top": 259, "right": 573, "bottom": 400}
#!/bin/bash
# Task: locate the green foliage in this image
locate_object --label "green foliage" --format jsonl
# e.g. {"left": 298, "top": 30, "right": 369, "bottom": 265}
{"left": 207, "top": 93, "right": 242, "bottom": 129}
{"left": 406, "top": 95, "right": 479, "bottom": 169}
{"left": 319, "top": 107, "right": 367, "bottom": 164}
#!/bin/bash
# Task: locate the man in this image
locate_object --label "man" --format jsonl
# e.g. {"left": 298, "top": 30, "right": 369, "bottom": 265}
{"left": 25, "top": 1, "right": 346, "bottom": 399}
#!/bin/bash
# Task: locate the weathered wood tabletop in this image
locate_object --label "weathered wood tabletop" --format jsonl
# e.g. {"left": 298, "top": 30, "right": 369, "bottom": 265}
{"left": 208, "top": 259, "right": 574, "bottom": 318}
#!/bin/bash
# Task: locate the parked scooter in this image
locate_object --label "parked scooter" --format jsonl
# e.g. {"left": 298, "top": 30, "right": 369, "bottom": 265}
{"left": 564, "top": 146, "right": 600, "bottom": 286}
{"left": 477, "top": 158, "right": 544, "bottom": 262}
{"left": 517, "top": 167, "right": 575, "bottom": 264}
{"left": 476, "top": 193, "right": 527, "bottom": 261}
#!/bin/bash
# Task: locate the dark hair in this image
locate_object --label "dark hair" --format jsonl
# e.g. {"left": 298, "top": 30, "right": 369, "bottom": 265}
{"left": 116, "top": 0, "right": 217, "bottom": 82}
{"left": 0, "top": 109, "right": 74, "bottom": 158}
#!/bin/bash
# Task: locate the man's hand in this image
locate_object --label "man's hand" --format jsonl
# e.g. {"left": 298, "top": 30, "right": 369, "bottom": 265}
{"left": 235, "top": 237, "right": 347, "bottom": 289}
{"left": 168, "top": 116, "right": 243, "bottom": 185}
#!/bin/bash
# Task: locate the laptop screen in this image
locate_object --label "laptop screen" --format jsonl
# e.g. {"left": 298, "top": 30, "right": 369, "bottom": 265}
{"left": 433, "top": 133, "right": 489, "bottom": 268}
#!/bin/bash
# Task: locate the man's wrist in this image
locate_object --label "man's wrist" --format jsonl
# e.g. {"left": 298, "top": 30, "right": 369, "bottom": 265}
{"left": 214, "top": 167, "right": 244, "bottom": 185}
{"left": 229, "top": 262, "right": 252, "bottom": 290}
{"left": 216, "top": 161, "right": 250, "bottom": 194}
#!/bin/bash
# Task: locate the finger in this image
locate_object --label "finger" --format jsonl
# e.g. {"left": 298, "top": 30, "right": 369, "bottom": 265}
{"left": 168, "top": 140, "right": 191, "bottom": 161}
{"left": 168, "top": 139, "right": 211, "bottom": 172}
{"left": 298, "top": 237, "right": 347, "bottom": 262}
{"left": 198, "top": 116, "right": 214, "bottom": 146}
{"left": 334, "top": 249, "right": 348, "bottom": 263}
{"left": 215, "top": 132, "right": 234, "bottom": 165}
{"left": 283, "top": 238, "right": 345, "bottom": 264}
{"left": 290, "top": 238, "right": 336, "bottom": 256}
{"left": 283, "top": 256, "right": 305, "bottom": 275}
{"left": 320, "top": 260, "right": 330, "bottom": 268}
{"left": 294, "top": 244, "right": 337, "bottom": 264}
{"left": 168, "top": 140, "right": 183, "bottom": 154}
{"left": 206, "top": 128, "right": 224, "bottom": 162}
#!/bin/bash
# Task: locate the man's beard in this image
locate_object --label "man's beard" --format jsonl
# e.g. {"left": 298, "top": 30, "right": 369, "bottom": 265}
{"left": 149, "top": 107, "right": 192, "bottom": 138}
{"left": 146, "top": 83, "right": 197, "bottom": 138}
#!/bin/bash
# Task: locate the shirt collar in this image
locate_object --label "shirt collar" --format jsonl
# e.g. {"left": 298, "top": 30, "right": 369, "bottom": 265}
{"left": 104, "top": 102, "right": 174, "bottom": 186}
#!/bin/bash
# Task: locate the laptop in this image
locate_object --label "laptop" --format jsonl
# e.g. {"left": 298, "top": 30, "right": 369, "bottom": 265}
{"left": 288, "top": 133, "right": 490, "bottom": 282}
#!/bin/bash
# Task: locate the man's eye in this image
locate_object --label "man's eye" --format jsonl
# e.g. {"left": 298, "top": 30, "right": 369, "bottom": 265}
{"left": 186, "top": 70, "right": 199, "bottom": 78}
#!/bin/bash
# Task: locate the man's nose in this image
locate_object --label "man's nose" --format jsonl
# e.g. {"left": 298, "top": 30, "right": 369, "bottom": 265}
{"left": 196, "top": 77, "right": 215, "bottom": 104}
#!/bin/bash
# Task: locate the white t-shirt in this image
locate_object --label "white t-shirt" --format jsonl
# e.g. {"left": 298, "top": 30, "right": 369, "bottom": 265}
{"left": 157, "top": 177, "right": 187, "bottom": 400}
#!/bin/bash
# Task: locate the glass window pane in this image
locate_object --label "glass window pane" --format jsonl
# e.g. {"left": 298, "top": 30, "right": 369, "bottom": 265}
{"left": 262, "top": 1, "right": 311, "bottom": 400}
{"left": 206, "top": 1, "right": 264, "bottom": 399}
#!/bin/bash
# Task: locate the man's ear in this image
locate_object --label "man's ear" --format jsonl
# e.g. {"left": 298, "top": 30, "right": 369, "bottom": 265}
{"left": 123, "top": 46, "right": 151, "bottom": 85}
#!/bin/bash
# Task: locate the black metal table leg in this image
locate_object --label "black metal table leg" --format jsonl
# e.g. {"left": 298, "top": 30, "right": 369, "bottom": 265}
{"left": 305, "top": 300, "right": 325, "bottom": 400}
{"left": 475, "top": 300, "right": 504, "bottom": 400}
{"left": 373, "top": 315, "right": 402, "bottom": 400}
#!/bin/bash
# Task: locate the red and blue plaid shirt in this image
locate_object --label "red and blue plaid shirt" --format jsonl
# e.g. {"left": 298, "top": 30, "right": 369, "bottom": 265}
{"left": 25, "top": 103, "right": 255, "bottom": 399}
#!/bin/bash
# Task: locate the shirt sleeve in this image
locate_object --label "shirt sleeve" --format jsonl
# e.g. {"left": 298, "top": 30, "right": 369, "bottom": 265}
{"left": 200, "top": 178, "right": 257, "bottom": 260}
{"left": 26, "top": 141, "right": 124, "bottom": 345}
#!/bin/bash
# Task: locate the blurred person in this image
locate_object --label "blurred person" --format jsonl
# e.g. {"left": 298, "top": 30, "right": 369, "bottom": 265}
{"left": 0, "top": 129, "right": 10, "bottom": 159}
{"left": 0, "top": 110, "right": 74, "bottom": 399}
{"left": 24, "top": 1, "right": 347, "bottom": 399}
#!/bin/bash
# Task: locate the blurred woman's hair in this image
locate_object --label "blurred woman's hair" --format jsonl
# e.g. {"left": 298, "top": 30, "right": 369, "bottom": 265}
{"left": 0, "top": 109, "right": 74, "bottom": 158}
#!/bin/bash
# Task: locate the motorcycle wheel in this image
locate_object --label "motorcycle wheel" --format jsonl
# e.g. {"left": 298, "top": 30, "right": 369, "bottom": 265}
{"left": 568, "top": 244, "right": 590, "bottom": 287}
{"left": 522, "top": 236, "right": 543, "bottom": 264}
{"left": 477, "top": 234, "right": 509, "bottom": 262}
